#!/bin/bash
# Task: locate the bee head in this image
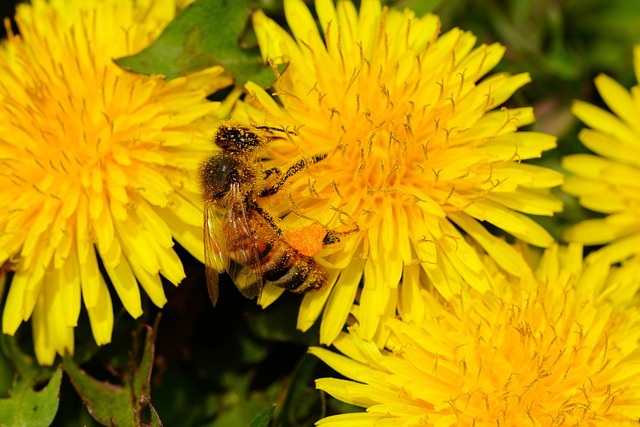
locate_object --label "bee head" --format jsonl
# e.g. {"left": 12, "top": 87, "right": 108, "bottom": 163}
{"left": 214, "top": 123, "right": 264, "bottom": 152}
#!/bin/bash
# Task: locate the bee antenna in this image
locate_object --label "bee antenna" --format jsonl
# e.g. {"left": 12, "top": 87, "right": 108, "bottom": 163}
{"left": 254, "top": 125, "right": 296, "bottom": 136}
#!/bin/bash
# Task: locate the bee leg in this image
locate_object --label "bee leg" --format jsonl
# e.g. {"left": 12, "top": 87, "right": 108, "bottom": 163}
{"left": 264, "top": 167, "right": 282, "bottom": 180}
{"left": 260, "top": 153, "right": 328, "bottom": 197}
{"left": 322, "top": 224, "right": 360, "bottom": 245}
{"left": 247, "top": 199, "right": 283, "bottom": 235}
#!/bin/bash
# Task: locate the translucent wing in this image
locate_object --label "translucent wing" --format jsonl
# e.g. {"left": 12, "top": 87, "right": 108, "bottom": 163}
{"left": 203, "top": 203, "right": 229, "bottom": 306}
{"left": 223, "top": 186, "right": 264, "bottom": 300}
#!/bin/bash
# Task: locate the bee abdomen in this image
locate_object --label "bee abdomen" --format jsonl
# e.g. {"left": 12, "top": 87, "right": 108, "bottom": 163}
{"left": 257, "top": 240, "right": 293, "bottom": 281}
{"left": 270, "top": 259, "right": 327, "bottom": 293}
{"left": 228, "top": 236, "right": 270, "bottom": 265}
{"left": 253, "top": 238, "right": 327, "bottom": 293}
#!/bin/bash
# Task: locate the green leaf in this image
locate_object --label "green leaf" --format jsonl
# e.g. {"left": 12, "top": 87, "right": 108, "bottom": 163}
{"left": 210, "top": 371, "right": 273, "bottom": 427}
{"left": 143, "top": 397, "right": 163, "bottom": 427}
{"left": 246, "top": 293, "right": 320, "bottom": 346}
{"left": 385, "top": 0, "right": 443, "bottom": 15}
{"left": 272, "top": 354, "right": 322, "bottom": 427}
{"left": 0, "top": 354, "right": 11, "bottom": 398}
{"left": 272, "top": 353, "right": 361, "bottom": 426}
{"left": 0, "top": 335, "right": 40, "bottom": 382}
{"left": 249, "top": 404, "right": 275, "bottom": 427}
{"left": 62, "top": 324, "right": 158, "bottom": 427}
{"left": 116, "top": 0, "right": 275, "bottom": 87}
{"left": 0, "top": 335, "right": 60, "bottom": 427}
{"left": 0, "top": 367, "right": 62, "bottom": 427}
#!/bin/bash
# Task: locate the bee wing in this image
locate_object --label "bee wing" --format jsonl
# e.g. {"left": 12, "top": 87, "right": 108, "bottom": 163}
{"left": 203, "top": 203, "right": 229, "bottom": 306}
{"left": 224, "top": 189, "right": 264, "bottom": 300}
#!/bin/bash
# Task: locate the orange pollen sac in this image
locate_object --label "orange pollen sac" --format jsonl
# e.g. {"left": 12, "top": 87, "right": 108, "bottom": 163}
{"left": 284, "top": 224, "right": 327, "bottom": 257}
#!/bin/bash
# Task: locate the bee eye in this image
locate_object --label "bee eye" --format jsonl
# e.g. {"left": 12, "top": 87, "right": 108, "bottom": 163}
{"left": 238, "top": 132, "right": 260, "bottom": 148}
{"left": 215, "top": 125, "right": 261, "bottom": 151}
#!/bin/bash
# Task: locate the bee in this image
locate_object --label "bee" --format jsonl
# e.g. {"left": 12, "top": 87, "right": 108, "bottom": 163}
{"left": 199, "top": 121, "right": 335, "bottom": 306}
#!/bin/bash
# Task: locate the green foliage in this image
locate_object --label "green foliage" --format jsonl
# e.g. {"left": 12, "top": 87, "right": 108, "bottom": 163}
{"left": 249, "top": 405, "right": 275, "bottom": 427}
{"left": 382, "top": 0, "right": 443, "bottom": 16}
{"left": 0, "top": 369, "right": 61, "bottom": 427}
{"left": 62, "top": 324, "right": 157, "bottom": 427}
{"left": 0, "top": 337, "right": 60, "bottom": 427}
{"left": 117, "top": 0, "right": 276, "bottom": 87}
{"left": 246, "top": 296, "right": 320, "bottom": 346}
{"left": 208, "top": 371, "right": 279, "bottom": 427}
{"left": 272, "top": 355, "right": 327, "bottom": 427}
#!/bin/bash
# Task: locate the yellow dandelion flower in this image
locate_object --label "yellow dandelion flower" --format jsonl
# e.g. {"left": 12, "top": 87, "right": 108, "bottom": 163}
{"left": 310, "top": 243, "right": 640, "bottom": 425}
{"left": 563, "top": 46, "right": 640, "bottom": 264}
{"left": 235, "top": 0, "right": 563, "bottom": 344}
{"left": 0, "top": 0, "right": 232, "bottom": 364}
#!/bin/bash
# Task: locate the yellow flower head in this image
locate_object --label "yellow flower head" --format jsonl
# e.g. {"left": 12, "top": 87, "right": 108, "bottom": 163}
{"left": 311, "top": 244, "right": 640, "bottom": 425}
{"left": 0, "top": 0, "right": 231, "bottom": 364}
{"left": 563, "top": 46, "right": 640, "bottom": 264}
{"left": 236, "top": 0, "right": 563, "bottom": 344}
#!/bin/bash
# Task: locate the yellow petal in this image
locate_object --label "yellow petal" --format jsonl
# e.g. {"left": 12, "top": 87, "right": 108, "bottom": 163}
{"left": 449, "top": 212, "right": 528, "bottom": 277}
{"left": 594, "top": 73, "right": 640, "bottom": 135}
{"left": 297, "top": 278, "right": 333, "bottom": 332}
{"left": 258, "top": 283, "right": 286, "bottom": 308}
{"left": 285, "top": 0, "right": 323, "bottom": 52}
{"left": 2, "top": 272, "right": 28, "bottom": 335}
{"left": 103, "top": 255, "right": 142, "bottom": 318}
{"left": 578, "top": 128, "right": 640, "bottom": 168}
{"left": 572, "top": 100, "right": 637, "bottom": 145}
{"left": 319, "top": 261, "right": 362, "bottom": 344}
{"left": 129, "top": 258, "right": 167, "bottom": 308}
{"left": 86, "top": 275, "right": 114, "bottom": 346}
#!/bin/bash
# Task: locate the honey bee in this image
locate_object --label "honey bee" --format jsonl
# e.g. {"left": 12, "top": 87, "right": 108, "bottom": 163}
{"left": 199, "top": 121, "right": 335, "bottom": 306}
